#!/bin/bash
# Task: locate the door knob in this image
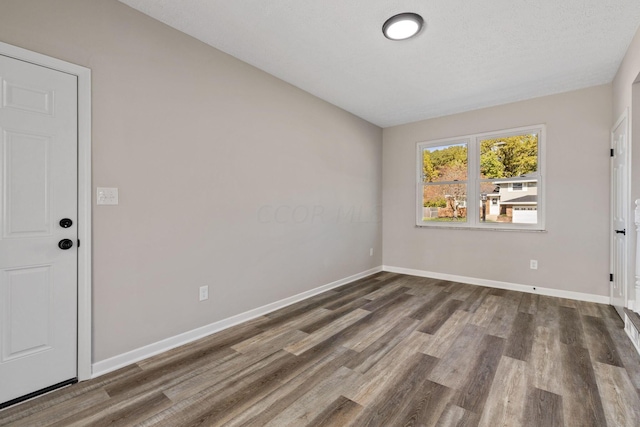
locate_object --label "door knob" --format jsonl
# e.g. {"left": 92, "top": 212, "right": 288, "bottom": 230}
{"left": 58, "top": 239, "right": 74, "bottom": 250}
{"left": 615, "top": 229, "right": 626, "bottom": 235}
{"left": 59, "top": 218, "right": 73, "bottom": 228}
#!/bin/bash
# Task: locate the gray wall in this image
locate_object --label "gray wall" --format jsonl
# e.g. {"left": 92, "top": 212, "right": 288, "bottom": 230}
{"left": 0, "top": 0, "right": 383, "bottom": 362}
{"left": 613, "top": 26, "right": 640, "bottom": 119}
{"left": 383, "top": 85, "right": 612, "bottom": 297}
{"left": 0, "top": 0, "right": 631, "bottom": 364}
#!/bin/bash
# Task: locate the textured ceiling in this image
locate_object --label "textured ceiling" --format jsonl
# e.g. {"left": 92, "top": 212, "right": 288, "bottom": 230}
{"left": 118, "top": 0, "right": 640, "bottom": 127}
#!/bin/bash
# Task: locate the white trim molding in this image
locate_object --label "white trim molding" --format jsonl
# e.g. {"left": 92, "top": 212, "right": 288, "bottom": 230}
{"left": 634, "top": 199, "right": 640, "bottom": 313}
{"left": 382, "top": 265, "right": 610, "bottom": 304}
{"left": 624, "top": 315, "right": 640, "bottom": 356}
{"left": 92, "top": 266, "right": 382, "bottom": 378}
{"left": 0, "top": 42, "right": 92, "bottom": 381}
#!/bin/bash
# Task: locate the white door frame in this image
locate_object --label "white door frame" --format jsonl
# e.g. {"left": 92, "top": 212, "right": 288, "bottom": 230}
{"left": 611, "top": 108, "right": 631, "bottom": 312}
{"left": 0, "top": 41, "right": 92, "bottom": 381}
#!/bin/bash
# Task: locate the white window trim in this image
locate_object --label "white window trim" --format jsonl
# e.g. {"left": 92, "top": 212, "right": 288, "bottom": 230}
{"left": 416, "top": 124, "right": 545, "bottom": 231}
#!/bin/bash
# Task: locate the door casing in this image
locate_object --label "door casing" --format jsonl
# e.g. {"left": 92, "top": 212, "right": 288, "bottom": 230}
{"left": 0, "top": 41, "right": 92, "bottom": 380}
{"left": 611, "top": 108, "right": 631, "bottom": 316}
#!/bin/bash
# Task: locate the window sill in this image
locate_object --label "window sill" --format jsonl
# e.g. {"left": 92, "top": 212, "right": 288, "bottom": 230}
{"left": 415, "top": 224, "right": 547, "bottom": 232}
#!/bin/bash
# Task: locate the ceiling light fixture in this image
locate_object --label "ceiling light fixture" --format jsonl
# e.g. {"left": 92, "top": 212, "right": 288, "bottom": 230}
{"left": 382, "top": 13, "right": 424, "bottom": 40}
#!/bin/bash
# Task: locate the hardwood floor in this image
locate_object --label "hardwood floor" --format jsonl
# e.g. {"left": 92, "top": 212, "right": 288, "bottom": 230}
{"left": 2, "top": 272, "right": 640, "bottom": 426}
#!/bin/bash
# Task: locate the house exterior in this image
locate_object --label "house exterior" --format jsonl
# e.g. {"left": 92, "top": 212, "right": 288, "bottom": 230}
{"left": 487, "top": 179, "right": 538, "bottom": 223}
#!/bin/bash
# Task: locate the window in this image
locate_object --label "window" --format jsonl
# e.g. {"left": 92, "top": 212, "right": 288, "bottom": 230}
{"left": 420, "top": 141, "right": 468, "bottom": 223}
{"left": 417, "top": 125, "right": 544, "bottom": 230}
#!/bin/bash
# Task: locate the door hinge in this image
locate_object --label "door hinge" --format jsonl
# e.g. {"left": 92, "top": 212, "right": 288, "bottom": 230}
{"left": 611, "top": 148, "right": 614, "bottom": 157}
{"left": 77, "top": 239, "right": 80, "bottom": 248}
{"left": 610, "top": 273, "right": 614, "bottom": 282}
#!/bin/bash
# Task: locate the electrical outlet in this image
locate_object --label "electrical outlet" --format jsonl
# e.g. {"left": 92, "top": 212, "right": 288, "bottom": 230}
{"left": 370, "top": 248, "right": 374, "bottom": 256}
{"left": 530, "top": 260, "right": 538, "bottom": 270}
{"left": 199, "top": 285, "right": 209, "bottom": 301}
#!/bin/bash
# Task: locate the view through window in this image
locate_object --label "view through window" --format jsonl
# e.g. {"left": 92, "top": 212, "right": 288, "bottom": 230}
{"left": 417, "top": 125, "right": 544, "bottom": 230}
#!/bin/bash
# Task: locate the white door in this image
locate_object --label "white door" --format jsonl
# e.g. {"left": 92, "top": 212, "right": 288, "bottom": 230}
{"left": 489, "top": 199, "right": 499, "bottom": 216}
{"left": 0, "top": 54, "right": 78, "bottom": 406}
{"left": 611, "top": 112, "right": 629, "bottom": 319}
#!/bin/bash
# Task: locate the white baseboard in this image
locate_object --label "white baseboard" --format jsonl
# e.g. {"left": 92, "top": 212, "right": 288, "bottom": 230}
{"left": 624, "top": 315, "right": 640, "bottom": 356}
{"left": 382, "top": 265, "right": 610, "bottom": 304}
{"left": 91, "top": 266, "right": 382, "bottom": 378}
{"left": 93, "top": 264, "right": 608, "bottom": 377}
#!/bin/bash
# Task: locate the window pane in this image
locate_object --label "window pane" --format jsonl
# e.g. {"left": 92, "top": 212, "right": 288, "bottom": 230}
{"left": 422, "top": 143, "right": 467, "bottom": 183}
{"left": 479, "top": 133, "right": 538, "bottom": 179}
{"left": 479, "top": 179, "right": 538, "bottom": 224}
{"left": 422, "top": 184, "right": 467, "bottom": 222}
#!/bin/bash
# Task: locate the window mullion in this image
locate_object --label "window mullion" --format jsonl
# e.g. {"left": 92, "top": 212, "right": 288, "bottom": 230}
{"left": 468, "top": 136, "right": 478, "bottom": 227}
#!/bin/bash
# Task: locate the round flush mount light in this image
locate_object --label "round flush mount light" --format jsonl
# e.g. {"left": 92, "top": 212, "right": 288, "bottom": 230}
{"left": 382, "top": 13, "right": 424, "bottom": 40}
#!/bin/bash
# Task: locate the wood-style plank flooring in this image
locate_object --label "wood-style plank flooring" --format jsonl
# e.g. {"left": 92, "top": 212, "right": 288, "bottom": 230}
{"left": 2, "top": 272, "right": 640, "bottom": 426}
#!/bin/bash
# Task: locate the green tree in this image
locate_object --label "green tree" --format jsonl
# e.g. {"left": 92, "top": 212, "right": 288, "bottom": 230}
{"left": 422, "top": 150, "right": 438, "bottom": 182}
{"left": 480, "top": 134, "right": 537, "bottom": 178}
{"left": 429, "top": 145, "right": 467, "bottom": 171}
{"left": 480, "top": 141, "right": 504, "bottom": 179}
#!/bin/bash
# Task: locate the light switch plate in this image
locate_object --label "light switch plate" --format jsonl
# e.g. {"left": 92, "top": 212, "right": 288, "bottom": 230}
{"left": 97, "top": 187, "right": 119, "bottom": 205}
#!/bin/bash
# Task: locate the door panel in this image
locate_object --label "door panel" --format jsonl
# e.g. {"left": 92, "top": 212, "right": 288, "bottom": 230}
{"left": 2, "top": 265, "right": 53, "bottom": 361}
{"left": 3, "top": 131, "right": 51, "bottom": 237}
{"left": 0, "top": 54, "right": 77, "bottom": 405}
{"left": 2, "top": 79, "right": 54, "bottom": 115}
